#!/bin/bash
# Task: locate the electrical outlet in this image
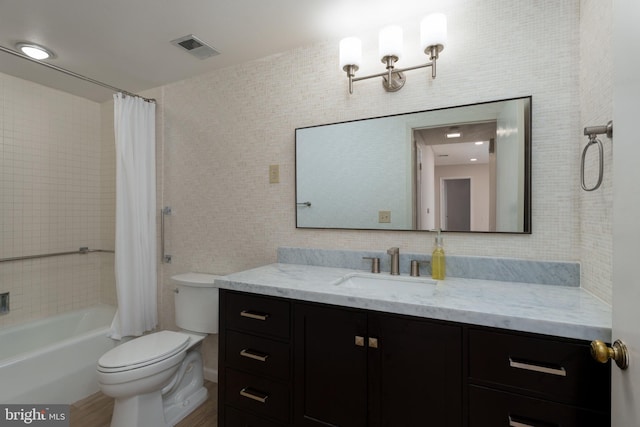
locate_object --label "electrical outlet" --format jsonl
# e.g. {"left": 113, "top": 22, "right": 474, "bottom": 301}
{"left": 378, "top": 210, "right": 391, "bottom": 223}
{"left": 269, "top": 164, "right": 280, "bottom": 184}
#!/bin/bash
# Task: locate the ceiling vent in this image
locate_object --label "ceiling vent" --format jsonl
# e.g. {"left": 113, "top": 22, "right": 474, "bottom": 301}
{"left": 170, "top": 35, "right": 220, "bottom": 60}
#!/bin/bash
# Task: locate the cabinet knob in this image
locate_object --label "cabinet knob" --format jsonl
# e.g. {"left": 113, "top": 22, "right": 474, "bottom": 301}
{"left": 591, "top": 339, "right": 629, "bottom": 370}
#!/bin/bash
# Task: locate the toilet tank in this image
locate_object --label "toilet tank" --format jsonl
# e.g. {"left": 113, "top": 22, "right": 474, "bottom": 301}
{"left": 171, "top": 273, "right": 222, "bottom": 334}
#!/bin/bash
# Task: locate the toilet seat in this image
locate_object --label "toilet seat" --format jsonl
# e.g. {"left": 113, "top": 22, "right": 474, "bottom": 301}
{"left": 98, "top": 330, "right": 190, "bottom": 373}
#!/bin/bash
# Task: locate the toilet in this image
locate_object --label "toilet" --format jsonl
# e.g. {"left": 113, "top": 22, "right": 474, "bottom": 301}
{"left": 97, "top": 273, "right": 221, "bottom": 427}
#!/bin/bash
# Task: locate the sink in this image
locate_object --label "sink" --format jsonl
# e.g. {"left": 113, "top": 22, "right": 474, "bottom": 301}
{"left": 333, "top": 273, "right": 436, "bottom": 292}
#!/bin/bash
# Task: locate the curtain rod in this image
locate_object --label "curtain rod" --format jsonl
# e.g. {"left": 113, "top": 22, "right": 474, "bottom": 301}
{"left": 0, "top": 44, "right": 156, "bottom": 103}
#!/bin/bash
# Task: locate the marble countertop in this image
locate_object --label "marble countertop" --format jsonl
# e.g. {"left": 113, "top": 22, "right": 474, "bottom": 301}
{"left": 215, "top": 263, "right": 612, "bottom": 342}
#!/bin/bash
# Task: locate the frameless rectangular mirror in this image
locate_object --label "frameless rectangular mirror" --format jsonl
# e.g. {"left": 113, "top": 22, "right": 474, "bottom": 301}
{"left": 295, "top": 97, "right": 531, "bottom": 233}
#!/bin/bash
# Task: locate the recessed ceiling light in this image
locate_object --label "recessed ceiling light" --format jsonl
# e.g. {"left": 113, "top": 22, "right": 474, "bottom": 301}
{"left": 474, "top": 141, "right": 484, "bottom": 145}
{"left": 15, "top": 42, "right": 55, "bottom": 60}
{"left": 470, "top": 158, "right": 478, "bottom": 162}
{"left": 445, "top": 126, "right": 461, "bottom": 138}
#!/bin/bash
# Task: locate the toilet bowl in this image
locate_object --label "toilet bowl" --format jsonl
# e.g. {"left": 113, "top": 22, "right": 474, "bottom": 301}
{"left": 97, "top": 273, "right": 221, "bottom": 427}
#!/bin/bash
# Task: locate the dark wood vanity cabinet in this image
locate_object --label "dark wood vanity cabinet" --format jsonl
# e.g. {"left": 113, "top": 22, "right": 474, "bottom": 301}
{"left": 218, "top": 290, "right": 611, "bottom": 427}
{"left": 219, "top": 291, "right": 293, "bottom": 427}
{"left": 293, "top": 302, "right": 462, "bottom": 427}
{"left": 467, "top": 327, "right": 611, "bottom": 427}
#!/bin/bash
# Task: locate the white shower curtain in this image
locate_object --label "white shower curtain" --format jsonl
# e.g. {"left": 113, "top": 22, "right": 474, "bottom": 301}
{"left": 111, "top": 93, "right": 157, "bottom": 340}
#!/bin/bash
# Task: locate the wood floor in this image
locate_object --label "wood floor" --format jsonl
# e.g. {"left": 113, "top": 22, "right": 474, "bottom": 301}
{"left": 69, "top": 380, "right": 217, "bottom": 427}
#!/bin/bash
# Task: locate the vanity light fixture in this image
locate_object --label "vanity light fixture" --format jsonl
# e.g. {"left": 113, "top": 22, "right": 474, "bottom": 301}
{"left": 15, "top": 42, "right": 55, "bottom": 60}
{"left": 340, "top": 13, "right": 447, "bottom": 94}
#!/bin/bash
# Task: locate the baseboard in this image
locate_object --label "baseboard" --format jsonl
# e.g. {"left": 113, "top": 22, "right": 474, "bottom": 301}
{"left": 204, "top": 366, "right": 218, "bottom": 383}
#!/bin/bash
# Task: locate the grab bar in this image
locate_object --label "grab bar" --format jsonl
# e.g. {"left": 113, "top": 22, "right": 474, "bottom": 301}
{"left": 581, "top": 121, "right": 613, "bottom": 191}
{"left": 0, "top": 247, "right": 114, "bottom": 263}
{"left": 161, "top": 206, "right": 172, "bottom": 263}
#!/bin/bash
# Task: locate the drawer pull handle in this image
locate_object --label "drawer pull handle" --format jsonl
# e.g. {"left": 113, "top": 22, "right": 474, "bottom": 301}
{"left": 240, "top": 310, "right": 269, "bottom": 321}
{"left": 509, "top": 357, "right": 567, "bottom": 377}
{"left": 508, "top": 415, "right": 557, "bottom": 427}
{"left": 240, "top": 349, "right": 270, "bottom": 362}
{"left": 508, "top": 416, "right": 535, "bottom": 427}
{"left": 240, "top": 387, "right": 269, "bottom": 404}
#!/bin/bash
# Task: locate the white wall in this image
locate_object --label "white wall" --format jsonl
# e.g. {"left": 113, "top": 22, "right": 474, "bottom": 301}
{"left": 159, "top": 1, "right": 582, "bottom": 283}
{"left": 151, "top": 0, "right": 610, "bottom": 373}
{"left": 158, "top": 0, "right": 582, "bottom": 274}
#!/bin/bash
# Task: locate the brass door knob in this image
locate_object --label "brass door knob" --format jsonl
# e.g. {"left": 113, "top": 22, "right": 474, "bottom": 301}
{"left": 590, "top": 339, "right": 629, "bottom": 370}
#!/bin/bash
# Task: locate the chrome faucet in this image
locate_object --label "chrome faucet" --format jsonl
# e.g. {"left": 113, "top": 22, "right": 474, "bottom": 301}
{"left": 387, "top": 247, "right": 400, "bottom": 275}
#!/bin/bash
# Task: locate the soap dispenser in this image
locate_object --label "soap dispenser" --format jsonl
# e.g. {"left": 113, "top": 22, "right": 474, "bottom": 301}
{"left": 431, "top": 229, "right": 446, "bottom": 280}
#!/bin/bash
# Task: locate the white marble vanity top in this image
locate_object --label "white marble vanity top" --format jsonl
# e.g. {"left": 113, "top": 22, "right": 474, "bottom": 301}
{"left": 215, "top": 263, "right": 612, "bottom": 342}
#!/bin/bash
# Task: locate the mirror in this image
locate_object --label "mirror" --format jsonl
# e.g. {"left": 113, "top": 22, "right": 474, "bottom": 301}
{"left": 295, "top": 97, "right": 531, "bottom": 233}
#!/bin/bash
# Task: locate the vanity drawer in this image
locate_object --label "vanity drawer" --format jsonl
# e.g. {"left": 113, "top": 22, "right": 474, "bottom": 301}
{"left": 468, "top": 329, "right": 610, "bottom": 410}
{"left": 225, "top": 292, "right": 291, "bottom": 339}
{"left": 225, "top": 405, "right": 286, "bottom": 427}
{"left": 469, "top": 385, "right": 609, "bottom": 427}
{"left": 225, "top": 368, "right": 290, "bottom": 424}
{"left": 225, "top": 330, "right": 290, "bottom": 380}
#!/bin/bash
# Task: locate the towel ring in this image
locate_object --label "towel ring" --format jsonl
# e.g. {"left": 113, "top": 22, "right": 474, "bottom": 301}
{"left": 581, "top": 121, "right": 613, "bottom": 192}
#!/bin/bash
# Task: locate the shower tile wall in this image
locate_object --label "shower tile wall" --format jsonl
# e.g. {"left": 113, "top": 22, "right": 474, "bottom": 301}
{"left": 0, "top": 72, "right": 115, "bottom": 328}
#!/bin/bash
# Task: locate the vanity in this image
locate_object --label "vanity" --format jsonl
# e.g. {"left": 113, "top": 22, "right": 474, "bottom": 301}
{"left": 215, "top": 258, "right": 612, "bottom": 427}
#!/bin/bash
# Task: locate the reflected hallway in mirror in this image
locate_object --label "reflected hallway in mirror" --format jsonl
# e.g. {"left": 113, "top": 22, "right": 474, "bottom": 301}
{"left": 295, "top": 97, "right": 531, "bottom": 233}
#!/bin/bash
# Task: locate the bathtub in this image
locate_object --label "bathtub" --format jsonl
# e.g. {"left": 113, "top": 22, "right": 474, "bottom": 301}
{"left": 0, "top": 304, "right": 118, "bottom": 404}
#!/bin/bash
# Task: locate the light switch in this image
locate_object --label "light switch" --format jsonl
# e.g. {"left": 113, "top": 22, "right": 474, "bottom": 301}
{"left": 269, "top": 164, "right": 280, "bottom": 184}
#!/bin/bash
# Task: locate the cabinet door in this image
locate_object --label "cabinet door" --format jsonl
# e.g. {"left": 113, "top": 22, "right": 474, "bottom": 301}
{"left": 294, "top": 303, "right": 368, "bottom": 427}
{"left": 369, "top": 313, "right": 463, "bottom": 427}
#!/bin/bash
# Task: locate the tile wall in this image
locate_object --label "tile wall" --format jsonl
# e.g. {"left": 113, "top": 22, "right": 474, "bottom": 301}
{"left": 0, "top": 72, "right": 115, "bottom": 327}
{"left": 579, "top": 0, "right": 613, "bottom": 303}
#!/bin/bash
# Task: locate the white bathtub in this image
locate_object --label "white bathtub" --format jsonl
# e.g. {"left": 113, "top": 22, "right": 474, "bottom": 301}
{"left": 0, "top": 304, "right": 118, "bottom": 404}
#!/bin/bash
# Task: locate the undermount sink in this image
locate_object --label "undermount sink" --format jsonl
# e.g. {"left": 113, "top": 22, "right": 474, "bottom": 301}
{"left": 333, "top": 272, "right": 437, "bottom": 292}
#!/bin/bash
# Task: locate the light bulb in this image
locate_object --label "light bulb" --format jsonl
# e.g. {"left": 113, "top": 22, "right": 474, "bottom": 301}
{"left": 420, "top": 13, "right": 447, "bottom": 52}
{"left": 339, "top": 37, "right": 362, "bottom": 70}
{"left": 16, "top": 43, "right": 53, "bottom": 60}
{"left": 378, "top": 25, "right": 403, "bottom": 60}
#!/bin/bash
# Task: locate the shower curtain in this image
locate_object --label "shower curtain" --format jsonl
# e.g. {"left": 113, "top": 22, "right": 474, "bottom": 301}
{"left": 111, "top": 93, "right": 157, "bottom": 339}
